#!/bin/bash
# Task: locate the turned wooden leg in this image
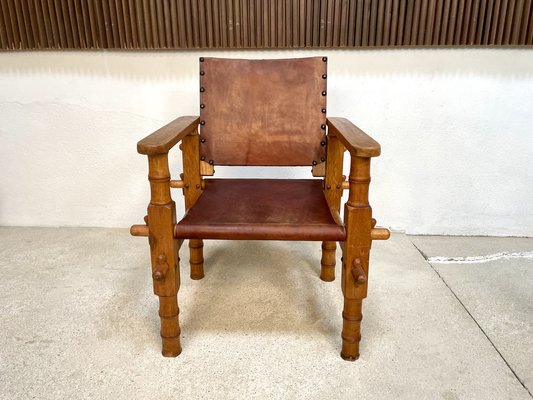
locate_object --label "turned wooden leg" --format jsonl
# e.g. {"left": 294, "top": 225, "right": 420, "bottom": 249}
{"left": 341, "top": 298, "right": 363, "bottom": 360}
{"left": 159, "top": 298, "right": 181, "bottom": 356}
{"left": 150, "top": 228, "right": 182, "bottom": 358}
{"left": 320, "top": 241, "right": 336, "bottom": 281}
{"left": 189, "top": 239, "right": 205, "bottom": 280}
{"left": 147, "top": 153, "right": 183, "bottom": 357}
{"left": 340, "top": 155, "right": 373, "bottom": 361}
{"left": 153, "top": 253, "right": 181, "bottom": 357}
{"left": 158, "top": 276, "right": 182, "bottom": 357}
{"left": 340, "top": 255, "right": 368, "bottom": 361}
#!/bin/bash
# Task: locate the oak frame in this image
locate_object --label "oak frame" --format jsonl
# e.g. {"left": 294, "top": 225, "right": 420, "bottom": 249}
{"left": 131, "top": 98, "right": 389, "bottom": 362}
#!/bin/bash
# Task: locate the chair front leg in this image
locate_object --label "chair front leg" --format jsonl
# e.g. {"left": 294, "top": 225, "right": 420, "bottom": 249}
{"left": 340, "top": 155, "right": 373, "bottom": 361}
{"left": 147, "top": 153, "right": 182, "bottom": 357}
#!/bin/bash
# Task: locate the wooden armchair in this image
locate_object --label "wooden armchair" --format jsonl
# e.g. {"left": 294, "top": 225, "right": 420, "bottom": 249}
{"left": 131, "top": 57, "right": 389, "bottom": 361}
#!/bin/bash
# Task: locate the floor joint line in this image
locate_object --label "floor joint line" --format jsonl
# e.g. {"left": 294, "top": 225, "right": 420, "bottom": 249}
{"left": 411, "top": 241, "right": 533, "bottom": 399}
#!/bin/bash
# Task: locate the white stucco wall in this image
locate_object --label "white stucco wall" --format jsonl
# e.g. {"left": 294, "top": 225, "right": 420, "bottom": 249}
{"left": 0, "top": 49, "right": 532, "bottom": 236}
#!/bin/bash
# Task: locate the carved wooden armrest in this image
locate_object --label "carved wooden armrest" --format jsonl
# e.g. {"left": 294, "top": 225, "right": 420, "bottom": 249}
{"left": 326, "top": 117, "right": 381, "bottom": 158}
{"left": 131, "top": 116, "right": 204, "bottom": 240}
{"left": 137, "top": 116, "right": 200, "bottom": 155}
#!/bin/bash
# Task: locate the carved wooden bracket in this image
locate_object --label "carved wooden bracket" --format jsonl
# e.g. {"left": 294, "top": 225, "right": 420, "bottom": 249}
{"left": 200, "top": 160, "right": 215, "bottom": 176}
{"left": 312, "top": 161, "right": 326, "bottom": 177}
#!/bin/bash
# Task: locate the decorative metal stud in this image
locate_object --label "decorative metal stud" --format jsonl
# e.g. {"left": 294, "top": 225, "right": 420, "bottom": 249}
{"left": 321, "top": 141, "right": 326, "bottom": 146}
{"left": 200, "top": 120, "right": 205, "bottom": 125}
{"left": 200, "top": 87, "right": 205, "bottom": 92}
{"left": 321, "top": 156, "right": 326, "bottom": 162}
{"left": 322, "top": 57, "right": 327, "bottom": 62}
{"left": 322, "top": 74, "right": 327, "bottom": 79}
{"left": 201, "top": 155, "right": 205, "bottom": 161}
{"left": 200, "top": 104, "right": 205, "bottom": 109}
{"left": 312, "top": 160, "right": 317, "bottom": 166}
{"left": 200, "top": 57, "right": 205, "bottom": 62}
{"left": 321, "top": 124, "right": 326, "bottom": 130}
{"left": 201, "top": 138, "right": 206, "bottom": 143}
{"left": 322, "top": 90, "right": 327, "bottom": 96}
{"left": 321, "top": 108, "right": 326, "bottom": 113}
{"left": 200, "top": 71, "right": 205, "bottom": 76}
{"left": 209, "top": 160, "right": 214, "bottom": 165}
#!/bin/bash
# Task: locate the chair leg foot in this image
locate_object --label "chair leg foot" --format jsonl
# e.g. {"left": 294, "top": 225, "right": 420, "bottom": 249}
{"left": 340, "top": 298, "right": 362, "bottom": 361}
{"left": 161, "top": 337, "right": 182, "bottom": 357}
{"left": 189, "top": 239, "right": 205, "bottom": 280}
{"left": 158, "top": 295, "right": 182, "bottom": 357}
{"left": 320, "top": 241, "right": 336, "bottom": 281}
{"left": 340, "top": 352, "right": 360, "bottom": 361}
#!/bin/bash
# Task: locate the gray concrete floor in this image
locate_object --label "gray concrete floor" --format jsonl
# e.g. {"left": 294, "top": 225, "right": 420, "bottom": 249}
{"left": 0, "top": 228, "right": 531, "bottom": 400}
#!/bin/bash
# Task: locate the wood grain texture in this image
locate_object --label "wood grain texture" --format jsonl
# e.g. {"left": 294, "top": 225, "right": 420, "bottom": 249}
{"left": 181, "top": 128, "right": 203, "bottom": 209}
{"left": 199, "top": 160, "right": 215, "bottom": 176}
{"left": 320, "top": 129, "right": 345, "bottom": 282}
{"left": 181, "top": 128, "right": 205, "bottom": 280}
{"left": 327, "top": 117, "right": 381, "bottom": 158}
{"left": 323, "top": 131, "right": 345, "bottom": 209}
{"left": 2, "top": 0, "right": 532, "bottom": 49}
{"left": 137, "top": 116, "right": 199, "bottom": 155}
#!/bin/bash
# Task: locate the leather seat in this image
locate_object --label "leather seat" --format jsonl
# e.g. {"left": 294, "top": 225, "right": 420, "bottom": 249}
{"left": 175, "top": 179, "right": 346, "bottom": 241}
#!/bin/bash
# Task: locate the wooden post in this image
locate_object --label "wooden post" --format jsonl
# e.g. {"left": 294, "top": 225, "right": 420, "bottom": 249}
{"left": 181, "top": 129, "right": 205, "bottom": 279}
{"left": 340, "top": 155, "right": 373, "bottom": 361}
{"left": 321, "top": 132, "right": 344, "bottom": 281}
{"left": 320, "top": 241, "right": 336, "bottom": 281}
{"left": 189, "top": 239, "right": 205, "bottom": 279}
{"left": 147, "top": 153, "right": 182, "bottom": 357}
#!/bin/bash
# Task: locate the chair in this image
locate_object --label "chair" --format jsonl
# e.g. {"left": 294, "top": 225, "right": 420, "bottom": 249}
{"left": 130, "top": 57, "right": 389, "bottom": 361}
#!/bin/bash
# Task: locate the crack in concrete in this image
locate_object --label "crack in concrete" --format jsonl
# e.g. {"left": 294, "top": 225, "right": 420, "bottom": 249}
{"left": 428, "top": 251, "right": 533, "bottom": 264}
{"left": 411, "top": 241, "right": 533, "bottom": 399}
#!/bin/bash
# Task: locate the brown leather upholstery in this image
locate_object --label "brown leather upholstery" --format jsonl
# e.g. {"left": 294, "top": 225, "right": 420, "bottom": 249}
{"left": 199, "top": 57, "right": 327, "bottom": 166}
{"left": 175, "top": 179, "right": 346, "bottom": 241}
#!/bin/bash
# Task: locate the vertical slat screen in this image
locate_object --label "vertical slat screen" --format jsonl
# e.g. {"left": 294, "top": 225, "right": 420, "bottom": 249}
{"left": 1, "top": 0, "right": 532, "bottom": 50}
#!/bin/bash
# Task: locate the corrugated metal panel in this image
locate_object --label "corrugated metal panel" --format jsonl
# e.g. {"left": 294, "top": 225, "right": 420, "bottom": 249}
{"left": 0, "top": 0, "right": 532, "bottom": 50}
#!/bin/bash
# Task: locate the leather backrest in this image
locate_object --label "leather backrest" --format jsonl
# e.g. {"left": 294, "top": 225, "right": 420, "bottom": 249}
{"left": 199, "top": 57, "right": 327, "bottom": 166}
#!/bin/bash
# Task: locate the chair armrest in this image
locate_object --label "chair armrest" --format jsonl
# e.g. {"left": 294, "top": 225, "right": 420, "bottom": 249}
{"left": 137, "top": 116, "right": 200, "bottom": 155}
{"left": 327, "top": 117, "right": 381, "bottom": 157}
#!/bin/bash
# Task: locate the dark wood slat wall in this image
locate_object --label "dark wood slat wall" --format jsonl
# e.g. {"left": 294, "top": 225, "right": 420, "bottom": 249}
{"left": 0, "top": 0, "right": 532, "bottom": 50}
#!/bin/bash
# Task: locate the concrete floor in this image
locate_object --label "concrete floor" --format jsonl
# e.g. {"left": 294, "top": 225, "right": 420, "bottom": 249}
{"left": 0, "top": 228, "right": 531, "bottom": 400}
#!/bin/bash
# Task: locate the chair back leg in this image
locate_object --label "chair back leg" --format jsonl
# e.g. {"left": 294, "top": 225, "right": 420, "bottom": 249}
{"left": 189, "top": 239, "right": 205, "bottom": 280}
{"left": 320, "top": 241, "right": 336, "bottom": 281}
